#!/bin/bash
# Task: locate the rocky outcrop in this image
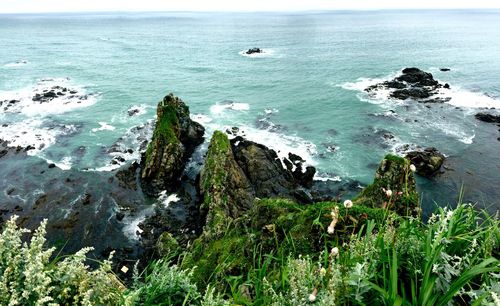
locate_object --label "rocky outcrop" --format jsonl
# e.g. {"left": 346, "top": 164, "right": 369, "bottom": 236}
{"left": 245, "top": 48, "right": 262, "bottom": 54}
{"left": 231, "top": 136, "right": 316, "bottom": 195}
{"left": 354, "top": 155, "right": 419, "bottom": 216}
{"left": 199, "top": 132, "right": 318, "bottom": 237}
{"left": 475, "top": 113, "right": 500, "bottom": 141}
{"left": 365, "top": 67, "right": 450, "bottom": 103}
{"left": 475, "top": 113, "right": 500, "bottom": 124}
{"left": 405, "top": 147, "right": 445, "bottom": 178}
{"left": 199, "top": 131, "right": 255, "bottom": 237}
{"left": 140, "top": 93, "right": 204, "bottom": 195}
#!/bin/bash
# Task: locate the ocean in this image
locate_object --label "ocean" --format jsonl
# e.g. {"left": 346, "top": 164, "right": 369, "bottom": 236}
{"left": 0, "top": 10, "right": 499, "bottom": 252}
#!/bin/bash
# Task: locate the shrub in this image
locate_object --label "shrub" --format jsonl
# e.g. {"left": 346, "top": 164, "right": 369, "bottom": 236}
{"left": 0, "top": 216, "right": 124, "bottom": 305}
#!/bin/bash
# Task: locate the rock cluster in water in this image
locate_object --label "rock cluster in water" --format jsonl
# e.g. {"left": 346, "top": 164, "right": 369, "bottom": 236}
{"left": 245, "top": 47, "right": 263, "bottom": 55}
{"left": 365, "top": 67, "right": 451, "bottom": 103}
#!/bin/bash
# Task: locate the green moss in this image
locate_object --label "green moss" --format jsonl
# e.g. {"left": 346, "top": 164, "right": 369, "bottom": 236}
{"left": 154, "top": 104, "right": 179, "bottom": 145}
{"left": 183, "top": 198, "right": 390, "bottom": 289}
{"left": 201, "top": 131, "right": 231, "bottom": 210}
{"left": 383, "top": 153, "right": 406, "bottom": 164}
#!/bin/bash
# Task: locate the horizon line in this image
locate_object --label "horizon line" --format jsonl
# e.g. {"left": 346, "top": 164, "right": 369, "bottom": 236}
{"left": 2, "top": 7, "right": 500, "bottom": 15}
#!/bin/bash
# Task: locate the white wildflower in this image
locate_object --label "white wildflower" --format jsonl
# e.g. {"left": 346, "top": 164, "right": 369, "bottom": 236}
{"left": 343, "top": 199, "right": 353, "bottom": 209}
{"left": 327, "top": 206, "right": 339, "bottom": 234}
{"left": 491, "top": 292, "right": 500, "bottom": 305}
{"left": 308, "top": 288, "right": 318, "bottom": 302}
{"left": 331, "top": 247, "right": 339, "bottom": 257}
{"left": 410, "top": 164, "right": 416, "bottom": 172}
{"left": 327, "top": 222, "right": 336, "bottom": 234}
{"left": 385, "top": 189, "right": 393, "bottom": 197}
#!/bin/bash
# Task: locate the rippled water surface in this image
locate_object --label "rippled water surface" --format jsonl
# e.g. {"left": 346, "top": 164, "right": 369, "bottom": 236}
{"left": 1, "top": 10, "right": 499, "bottom": 226}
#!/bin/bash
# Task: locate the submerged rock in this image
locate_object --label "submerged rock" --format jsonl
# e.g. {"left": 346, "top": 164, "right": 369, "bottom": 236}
{"left": 140, "top": 93, "right": 205, "bottom": 195}
{"left": 405, "top": 147, "right": 445, "bottom": 178}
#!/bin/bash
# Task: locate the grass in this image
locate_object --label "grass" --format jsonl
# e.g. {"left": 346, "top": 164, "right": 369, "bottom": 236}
{"left": 1, "top": 200, "right": 498, "bottom": 305}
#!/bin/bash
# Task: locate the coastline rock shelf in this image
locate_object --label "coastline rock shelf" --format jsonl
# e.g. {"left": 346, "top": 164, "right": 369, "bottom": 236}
{"left": 365, "top": 67, "right": 451, "bottom": 103}
{"left": 130, "top": 93, "right": 422, "bottom": 283}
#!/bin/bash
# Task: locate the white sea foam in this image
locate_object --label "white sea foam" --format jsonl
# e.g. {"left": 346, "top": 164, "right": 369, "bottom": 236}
{"left": 45, "top": 156, "right": 73, "bottom": 170}
{"left": 0, "top": 78, "right": 99, "bottom": 117}
{"left": 264, "top": 108, "right": 279, "bottom": 115}
{"left": 227, "top": 124, "right": 318, "bottom": 167}
{"left": 3, "top": 60, "right": 28, "bottom": 68}
{"left": 436, "top": 87, "right": 499, "bottom": 109}
{"left": 0, "top": 119, "right": 78, "bottom": 154}
{"left": 91, "top": 122, "right": 116, "bottom": 132}
{"left": 314, "top": 174, "right": 342, "bottom": 182}
{"left": 89, "top": 120, "right": 154, "bottom": 172}
{"left": 123, "top": 215, "right": 146, "bottom": 239}
{"left": 158, "top": 191, "right": 180, "bottom": 208}
{"left": 210, "top": 101, "right": 250, "bottom": 115}
{"left": 239, "top": 49, "right": 276, "bottom": 58}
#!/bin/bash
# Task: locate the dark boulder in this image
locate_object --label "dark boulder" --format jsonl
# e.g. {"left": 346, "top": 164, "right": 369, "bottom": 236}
{"left": 475, "top": 113, "right": 500, "bottom": 124}
{"left": 391, "top": 88, "right": 431, "bottom": 100}
{"left": 231, "top": 136, "right": 316, "bottom": 195}
{"left": 128, "top": 108, "right": 140, "bottom": 116}
{"left": 440, "top": 68, "right": 451, "bottom": 72}
{"left": 245, "top": 48, "right": 262, "bottom": 54}
{"left": 405, "top": 147, "right": 445, "bottom": 178}
{"left": 396, "top": 68, "right": 435, "bottom": 85}
{"left": 140, "top": 93, "right": 205, "bottom": 195}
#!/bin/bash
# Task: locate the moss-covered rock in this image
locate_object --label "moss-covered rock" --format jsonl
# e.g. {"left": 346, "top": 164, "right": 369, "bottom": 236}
{"left": 199, "top": 131, "right": 254, "bottom": 238}
{"left": 141, "top": 93, "right": 204, "bottom": 195}
{"left": 354, "top": 154, "right": 420, "bottom": 216}
{"left": 182, "top": 198, "right": 390, "bottom": 289}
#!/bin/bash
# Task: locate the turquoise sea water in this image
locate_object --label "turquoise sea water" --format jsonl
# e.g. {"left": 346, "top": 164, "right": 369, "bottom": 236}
{"left": 1, "top": 10, "right": 499, "bottom": 220}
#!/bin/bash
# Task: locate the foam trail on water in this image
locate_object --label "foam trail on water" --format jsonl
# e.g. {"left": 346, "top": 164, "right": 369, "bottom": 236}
{"left": 210, "top": 102, "right": 250, "bottom": 115}
{"left": 92, "top": 122, "right": 116, "bottom": 132}
{"left": 3, "top": 60, "right": 28, "bottom": 68}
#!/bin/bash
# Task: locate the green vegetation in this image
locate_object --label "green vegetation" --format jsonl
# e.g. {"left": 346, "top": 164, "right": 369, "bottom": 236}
{"left": 0, "top": 216, "right": 124, "bottom": 305}
{"left": 198, "top": 131, "right": 234, "bottom": 237}
{"left": 1, "top": 201, "right": 498, "bottom": 305}
{"left": 144, "top": 98, "right": 180, "bottom": 166}
{"left": 200, "top": 130, "right": 231, "bottom": 210}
